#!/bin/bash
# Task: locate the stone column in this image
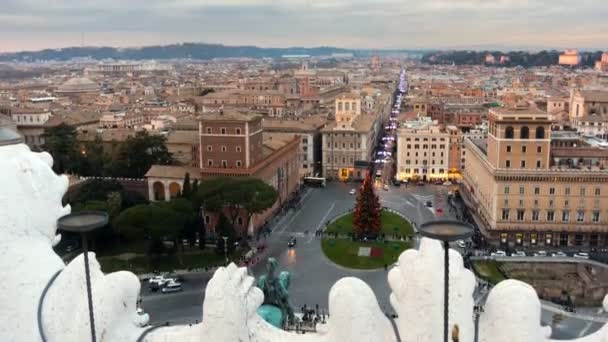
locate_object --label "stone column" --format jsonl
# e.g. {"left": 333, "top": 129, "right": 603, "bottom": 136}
{"left": 164, "top": 182, "right": 170, "bottom": 202}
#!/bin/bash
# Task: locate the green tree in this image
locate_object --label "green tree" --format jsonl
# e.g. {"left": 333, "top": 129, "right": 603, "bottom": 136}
{"left": 191, "top": 179, "right": 199, "bottom": 196}
{"left": 70, "top": 179, "right": 123, "bottom": 204}
{"left": 113, "top": 202, "right": 185, "bottom": 255}
{"left": 181, "top": 173, "right": 192, "bottom": 199}
{"left": 42, "top": 123, "right": 79, "bottom": 174}
{"left": 215, "top": 213, "right": 236, "bottom": 257}
{"left": 195, "top": 177, "right": 278, "bottom": 237}
{"left": 353, "top": 171, "right": 381, "bottom": 238}
{"left": 79, "top": 135, "right": 108, "bottom": 177}
{"left": 109, "top": 131, "right": 173, "bottom": 178}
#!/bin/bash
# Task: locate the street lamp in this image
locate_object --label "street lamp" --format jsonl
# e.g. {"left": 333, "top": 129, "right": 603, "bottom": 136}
{"left": 222, "top": 236, "right": 229, "bottom": 265}
{"left": 58, "top": 211, "right": 109, "bottom": 342}
{"left": 419, "top": 220, "right": 473, "bottom": 342}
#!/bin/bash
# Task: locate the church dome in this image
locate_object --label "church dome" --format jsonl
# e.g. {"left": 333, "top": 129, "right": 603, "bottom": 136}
{"left": 56, "top": 77, "right": 100, "bottom": 94}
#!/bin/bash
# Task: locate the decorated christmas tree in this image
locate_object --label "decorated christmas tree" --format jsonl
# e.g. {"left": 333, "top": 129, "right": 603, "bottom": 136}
{"left": 353, "top": 171, "right": 381, "bottom": 238}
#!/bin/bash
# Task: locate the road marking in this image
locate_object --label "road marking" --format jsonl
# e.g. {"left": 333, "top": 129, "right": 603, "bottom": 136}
{"left": 272, "top": 188, "right": 315, "bottom": 233}
{"left": 579, "top": 308, "right": 603, "bottom": 337}
{"left": 316, "top": 202, "right": 336, "bottom": 232}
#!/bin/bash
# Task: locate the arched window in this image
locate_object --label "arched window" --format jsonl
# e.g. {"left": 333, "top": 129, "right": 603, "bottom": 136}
{"left": 505, "top": 126, "right": 514, "bottom": 139}
{"left": 535, "top": 127, "right": 545, "bottom": 139}
{"left": 520, "top": 126, "right": 529, "bottom": 139}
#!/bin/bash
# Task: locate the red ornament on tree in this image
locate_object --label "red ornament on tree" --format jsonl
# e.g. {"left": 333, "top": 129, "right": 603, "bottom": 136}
{"left": 353, "top": 171, "right": 381, "bottom": 238}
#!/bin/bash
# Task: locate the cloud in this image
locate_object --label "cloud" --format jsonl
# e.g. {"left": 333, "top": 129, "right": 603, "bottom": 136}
{"left": 1, "top": 0, "right": 607, "bottom": 52}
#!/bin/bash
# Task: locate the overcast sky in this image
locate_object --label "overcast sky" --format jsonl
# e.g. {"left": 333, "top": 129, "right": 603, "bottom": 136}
{"left": 2, "top": 0, "right": 607, "bottom": 52}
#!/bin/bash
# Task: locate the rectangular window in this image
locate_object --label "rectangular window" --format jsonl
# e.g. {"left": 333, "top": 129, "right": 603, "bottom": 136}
{"left": 536, "top": 160, "right": 541, "bottom": 168}
{"left": 519, "top": 186, "right": 524, "bottom": 195}
{"left": 506, "top": 145, "right": 511, "bottom": 153}
{"left": 236, "top": 160, "right": 242, "bottom": 168}
{"left": 562, "top": 211, "right": 570, "bottom": 222}
{"left": 506, "top": 160, "right": 511, "bottom": 168}
{"left": 565, "top": 187, "right": 571, "bottom": 195}
{"left": 549, "top": 188, "right": 555, "bottom": 195}
{"left": 221, "top": 160, "right": 228, "bottom": 168}
{"left": 504, "top": 199, "right": 509, "bottom": 206}
{"left": 502, "top": 209, "right": 509, "bottom": 220}
{"left": 221, "top": 128, "right": 226, "bottom": 135}
{"left": 521, "top": 160, "right": 526, "bottom": 168}
{"left": 547, "top": 211, "right": 555, "bottom": 221}
{"left": 532, "top": 210, "right": 539, "bottom": 221}
{"left": 206, "top": 145, "right": 212, "bottom": 152}
{"left": 577, "top": 210, "right": 585, "bottom": 222}
{"left": 537, "top": 146, "right": 542, "bottom": 153}
{"left": 595, "top": 188, "right": 601, "bottom": 196}
{"left": 221, "top": 145, "right": 227, "bottom": 152}
{"left": 504, "top": 186, "right": 510, "bottom": 194}
{"left": 522, "top": 146, "right": 527, "bottom": 153}
{"left": 517, "top": 210, "right": 525, "bottom": 221}
{"left": 534, "top": 187, "right": 540, "bottom": 195}
{"left": 206, "top": 127, "right": 212, "bottom": 134}
{"left": 593, "top": 211, "right": 600, "bottom": 223}
{"left": 207, "top": 159, "right": 213, "bottom": 167}
{"left": 580, "top": 187, "right": 586, "bottom": 196}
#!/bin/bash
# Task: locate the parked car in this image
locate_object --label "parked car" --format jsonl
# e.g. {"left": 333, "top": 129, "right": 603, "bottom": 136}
{"left": 383, "top": 184, "right": 389, "bottom": 191}
{"left": 417, "top": 181, "right": 425, "bottom": 186}
{"left": 349, "top": 189, "right": 356, "bottom": 195}
{"left": 288, "top": 237, "right": 297, "bottom": 248}
{"left": 573, "top": 252, "right": 590, "bottom": 259}
{"left": 491, "top": 250, "right": 506, "bottom": 257}
{"left": 161, "top": 281, "right": 182, "bottom": 294}
{"left": 551, "top": 251, "right": 567, "bottom": 258}
{"left": 456, "top": 240, "right": 466, "bottom": 248}
{"left": 512, "top": 251, "right": 526, "bottom": 257}
{"left": 425, "top": 201, "right": 433, "bottom": 207}
{"left": 443, "top": 181, "right": 453, "bottom": 186}
{"left": 148, "top": 275, "right": 169, "bottom": 286}
{"left": 533, "top": 251, "right": 547, "bottom": 257}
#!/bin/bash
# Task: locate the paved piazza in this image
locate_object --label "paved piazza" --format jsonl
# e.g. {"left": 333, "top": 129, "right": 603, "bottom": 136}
{"left": 140, "top": 182, "right": 603, "bottom": 339}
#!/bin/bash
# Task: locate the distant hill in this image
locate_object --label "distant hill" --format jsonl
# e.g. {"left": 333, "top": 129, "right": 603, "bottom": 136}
{"left": 0, "top": 43, "right": 359, "bottom": 62}
{"left": 0, "top": 43, "right": 432, "bottom": 62}
{"left": 421, "top": 50, "right": 603, "bottom": 68}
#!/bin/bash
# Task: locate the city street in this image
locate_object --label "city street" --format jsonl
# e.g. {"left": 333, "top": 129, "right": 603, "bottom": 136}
{"left": 140, "top": 182, "right": 604, "bottom": 338}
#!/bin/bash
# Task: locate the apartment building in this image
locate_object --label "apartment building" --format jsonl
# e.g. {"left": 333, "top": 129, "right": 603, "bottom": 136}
{"left": 462, "top": 105, "right": 608, "bottom": 248}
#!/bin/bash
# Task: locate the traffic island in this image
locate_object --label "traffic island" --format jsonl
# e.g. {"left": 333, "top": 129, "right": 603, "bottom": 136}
{"left": 321, "top": 210, "right": 414, "bottom": 270}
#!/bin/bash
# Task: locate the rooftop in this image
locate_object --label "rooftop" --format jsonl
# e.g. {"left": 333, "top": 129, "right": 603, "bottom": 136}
{"left": 199, "top": 111, "right": 261, "bottom": 122}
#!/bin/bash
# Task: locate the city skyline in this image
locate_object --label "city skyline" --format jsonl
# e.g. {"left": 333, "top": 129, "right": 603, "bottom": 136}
{"left": 2, "top": 0, "right": 608, "bottom": 53}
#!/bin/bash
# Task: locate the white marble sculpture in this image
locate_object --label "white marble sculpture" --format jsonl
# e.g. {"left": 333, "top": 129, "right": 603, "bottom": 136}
{"left": 2, "top": 142, "right": 608, "bottom": 342}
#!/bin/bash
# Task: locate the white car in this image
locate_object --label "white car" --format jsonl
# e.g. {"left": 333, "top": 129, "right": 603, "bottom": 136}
{"left": 491, "top": 250, "right": 506, "bottom": 257}
{"left": 456, "top": 240, "right": 466, "bottom": 248}
{"left": 573, "top": 252, "right": 590, "bottom": 259}
{"left": 551, "top": 251, "right": 567, "bottom": 258}
{"left": 533, "top": 251, "right": 547, "bottom": 257}
{"left": 512, "top": 251, "right": 526, "bottom": 257}
{"left": 349, "top": 189, "right": 356, "bottom": 195}
{"left": 443, "top": 181, "right": 452, "bottom": 186}
{"left": 161, "top": 281, "right": 182, "bottom": 294}
{"left": 148, "top": 275, "right": 168, "bottom": 285}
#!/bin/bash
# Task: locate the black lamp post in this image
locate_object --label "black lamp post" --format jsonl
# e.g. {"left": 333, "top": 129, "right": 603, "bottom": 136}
{"left": 419, "top": 220, "right": 473, "bottom": 342}
{"left": 58, "top": 211, "right": 109, "bottom": 342}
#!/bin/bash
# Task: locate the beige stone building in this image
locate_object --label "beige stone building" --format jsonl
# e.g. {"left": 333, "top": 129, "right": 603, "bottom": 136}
{"left": 321, "top": 93, "right": 381, "bottom": 180}
{"left": 396, "top": 118, "right": 451, "bottom": 181}
{"left": 569, "top": 90, "right": 608, "bottom": 139}
{"left": 262, "top": 116, "right": 325, "bottom": 178}
{"left": 462, "top": 105, "right": 608, "bottom": 249}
